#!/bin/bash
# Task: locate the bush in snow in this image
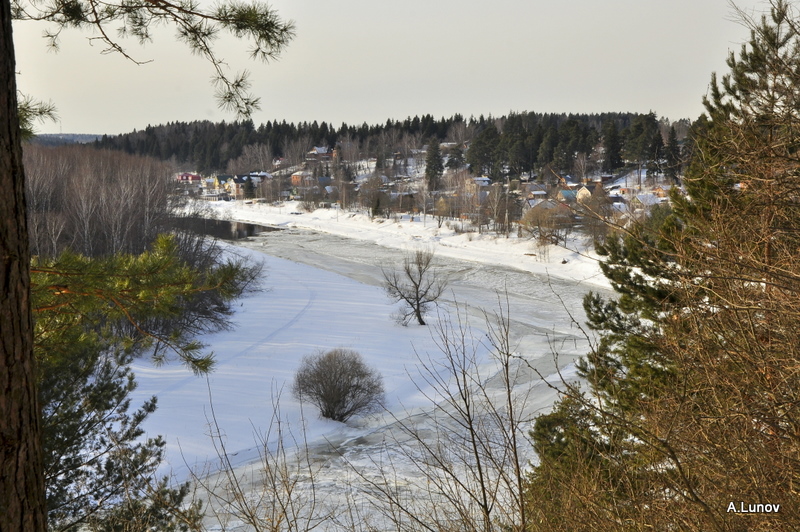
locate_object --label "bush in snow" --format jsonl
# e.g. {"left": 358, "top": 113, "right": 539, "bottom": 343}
{"left": 292, "top": 348, "right": 384, "bottom": 422}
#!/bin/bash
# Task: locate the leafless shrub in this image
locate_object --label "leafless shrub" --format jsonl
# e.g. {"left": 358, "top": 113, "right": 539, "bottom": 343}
{"left": 299, "top": 200, "right": 317, "bottom": 213}
{"left": 193, "top": 386, "right": 334, "bottom": 531}
{"left": 292, "top": 349, "right": 384, "bottom": 423}
{"left": 520, "top": 203, "right": 573, "bottom": 245}
{"left": 341, "top": 298, "right": 534, "bottom": 532}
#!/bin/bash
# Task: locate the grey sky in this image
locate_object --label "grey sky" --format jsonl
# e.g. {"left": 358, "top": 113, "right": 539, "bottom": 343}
{"left": 13, "top": 0, "right": 767, "bottom": 135}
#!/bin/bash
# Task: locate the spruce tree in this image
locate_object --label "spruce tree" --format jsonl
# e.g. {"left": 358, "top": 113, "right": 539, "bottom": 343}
{"left": 601, "top": 121, "right": 622, "bottom": 173}
{"left": 424, "top": 139, "right": 444, "bottom": 190}
{"left": 466, "top": 124, "right": 500, "bottom": 178}
{"left": 664, "top": 125, "right": 681, "bottom": 183}
{"left": 244, "top": 176, "right": 256, "bottom": 198}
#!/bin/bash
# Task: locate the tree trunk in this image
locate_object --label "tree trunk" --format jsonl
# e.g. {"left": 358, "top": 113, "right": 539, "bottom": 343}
{"left": 0, "top": 1, "right": 47, "bottom": 529}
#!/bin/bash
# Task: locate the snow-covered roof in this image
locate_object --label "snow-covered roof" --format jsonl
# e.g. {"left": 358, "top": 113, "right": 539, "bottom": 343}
{"left": 635, "top": 193, "right": 661, "bottom": 206}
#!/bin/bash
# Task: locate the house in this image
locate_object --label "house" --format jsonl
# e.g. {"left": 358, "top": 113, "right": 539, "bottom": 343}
{"left": 652, "top": 185, "right": 673, "bottom": 198}
{"left": 633, "top": 193, "right": 664, "bottom": 209}
{"left": 213, "top": 174, "right": 232, "bottom": 192}
{"left": 575, "top": 186, "right": 593, "bottom": 204}
{"left": 607, "top": 193, "right": 626, "bottom": 204}
{"left": 526, "top": 189, "right": 548, "bottom": 201}
{"left": 611, "top": 201, "right": 629, "bottom": 213}
{"left": 523, "top": 198, "right": 576, "bottom": 225}
{"left": 210, "top": 175, "right": 250, "bottom": 199}
{"left": 238, "top": 172, "right": 271, "bottom": 186}
{"left": 306, "top": 147, "right": 332, "bottom": 162}
{"left": 229, "top": 176, "right": 249, "bottom": 199}
{"left": 291, "top": 170, "right": 314, "bottom": 187}
{"left": 525, "top": 196, "right": 547, "bottom": 209}
{"left": 557, "top": 189, "right": 577, "bottom": 204}
{"left": 176, "top": 172, "right": 202, "bottom": 185}
{"left": 521, "top": 182, "right": 548, "bottom": 199}
{"left": 200, "top": 177, "right": 225, "bottom": 200}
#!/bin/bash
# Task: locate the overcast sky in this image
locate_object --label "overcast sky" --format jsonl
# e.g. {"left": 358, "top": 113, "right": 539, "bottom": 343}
{"left": 13, "top": 0, "right": 768, "bottom": 135}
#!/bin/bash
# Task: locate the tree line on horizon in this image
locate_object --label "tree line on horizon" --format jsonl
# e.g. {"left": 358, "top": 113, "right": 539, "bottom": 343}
{"left": 84, "top": 111, "right": 689, "bottom": 179}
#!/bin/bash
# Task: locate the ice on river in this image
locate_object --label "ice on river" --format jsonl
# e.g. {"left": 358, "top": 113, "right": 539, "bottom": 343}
{"left": 130, "top": 201, "right": 611, "bottom": 497}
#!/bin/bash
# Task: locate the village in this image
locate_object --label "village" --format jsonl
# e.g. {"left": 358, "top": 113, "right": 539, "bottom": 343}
{"left": 175, "top": 142, "right": 676, "bottom": 246}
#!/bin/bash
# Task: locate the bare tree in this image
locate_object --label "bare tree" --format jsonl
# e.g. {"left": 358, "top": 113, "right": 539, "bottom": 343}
{"left": 573, "top": 152, "right": 591, "bottom": 183}
{"left": 227, "top": 143, "right": 274, "bottom": 174}
{"left": 447, "top": 121, "right": 475, "bottom": 147}
{"left": 484, "top": 183, "right": 508, "bottom": 234}
{"left": 283, "top": 135, "right": 312, "bottom": 169}
{"left": 357, "top": 175, "right": 387, "bottom": 218}
{"left": 292, "top": 348, "right": 384, "bottom": 423}
{"left": 382, "top": 249, "right": 447, "bottom": 326}
{"left": 520, "top": 202, "right": 573, "bottom": 245}
{"left": 342, "top": 299, "right": 533, "bottom": 531}
{"left": 193, "top": 386, "right": 334, "bottom": 531}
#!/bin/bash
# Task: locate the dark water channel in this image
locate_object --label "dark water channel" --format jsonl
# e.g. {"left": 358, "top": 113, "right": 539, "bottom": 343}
{"left": 176, "top": 216, "right": 280, "bottom": 241}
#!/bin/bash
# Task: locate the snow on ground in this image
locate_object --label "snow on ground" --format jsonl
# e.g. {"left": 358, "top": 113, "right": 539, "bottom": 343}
{"left": 131, "top": 248, "right": 449, "bottom": 479}
{"left": 130, "top": 200, "right": 610, "bottom": 520}
{"left": 201, "top": 200, "right": 611, "bottom": 290}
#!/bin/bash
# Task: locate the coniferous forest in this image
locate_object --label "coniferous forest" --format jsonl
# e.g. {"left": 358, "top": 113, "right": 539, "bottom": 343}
{"left": 88, "top": 111, "right": 689, "bottom": 179}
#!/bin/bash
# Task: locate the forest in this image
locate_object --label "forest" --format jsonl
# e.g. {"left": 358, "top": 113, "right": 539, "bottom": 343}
{"left": 88, "top": 111, "right": 689, "bottom": 180}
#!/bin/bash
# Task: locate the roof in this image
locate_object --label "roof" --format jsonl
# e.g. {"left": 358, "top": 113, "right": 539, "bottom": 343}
{"left": 635, "top": 194, "right": 662, "bottom": 206}
{"left": 558, "top": 190, "right": 577, "bottom": 201}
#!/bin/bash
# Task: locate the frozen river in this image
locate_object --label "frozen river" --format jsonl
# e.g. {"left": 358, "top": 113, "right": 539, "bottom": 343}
{"left": 238, "top": 225, "right": 612, "bottom": 379}
{"left": 133, "top": 220, "right": 615, "bottom": 527}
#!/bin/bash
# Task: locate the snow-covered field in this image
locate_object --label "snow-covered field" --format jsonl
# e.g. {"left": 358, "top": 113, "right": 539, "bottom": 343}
{"left": 130, "top": 200, "right": 613, "bottom": 525}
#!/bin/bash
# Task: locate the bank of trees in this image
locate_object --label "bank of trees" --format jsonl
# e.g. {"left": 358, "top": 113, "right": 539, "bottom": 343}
{"left": 525, "top": 2, "right": 800, "bottom": 529}
{"left": 89, "top": 111, "right": 687, "bottom": 179}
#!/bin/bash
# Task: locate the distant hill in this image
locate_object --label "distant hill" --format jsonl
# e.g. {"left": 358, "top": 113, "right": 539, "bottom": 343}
{"left": 32, "top": 133, "right": 102, "bottom": 146}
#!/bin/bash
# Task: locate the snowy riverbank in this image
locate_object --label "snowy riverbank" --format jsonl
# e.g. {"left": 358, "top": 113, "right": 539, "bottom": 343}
{"left": 201, "top": 199, "right": 611, "bottom": 290}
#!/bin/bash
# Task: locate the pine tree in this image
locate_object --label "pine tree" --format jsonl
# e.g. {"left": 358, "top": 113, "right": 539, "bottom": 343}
{"left": 623, "top": 112, "right": 659, "bottom": 186}
{"left": 3, "top": 0, "right": 290, "bottom": 519}
{"left": 33, "top": 235, "right": 250, "bottom": 529}
{"left": 526, "top": 2, "right": 800, "bottom": 529}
